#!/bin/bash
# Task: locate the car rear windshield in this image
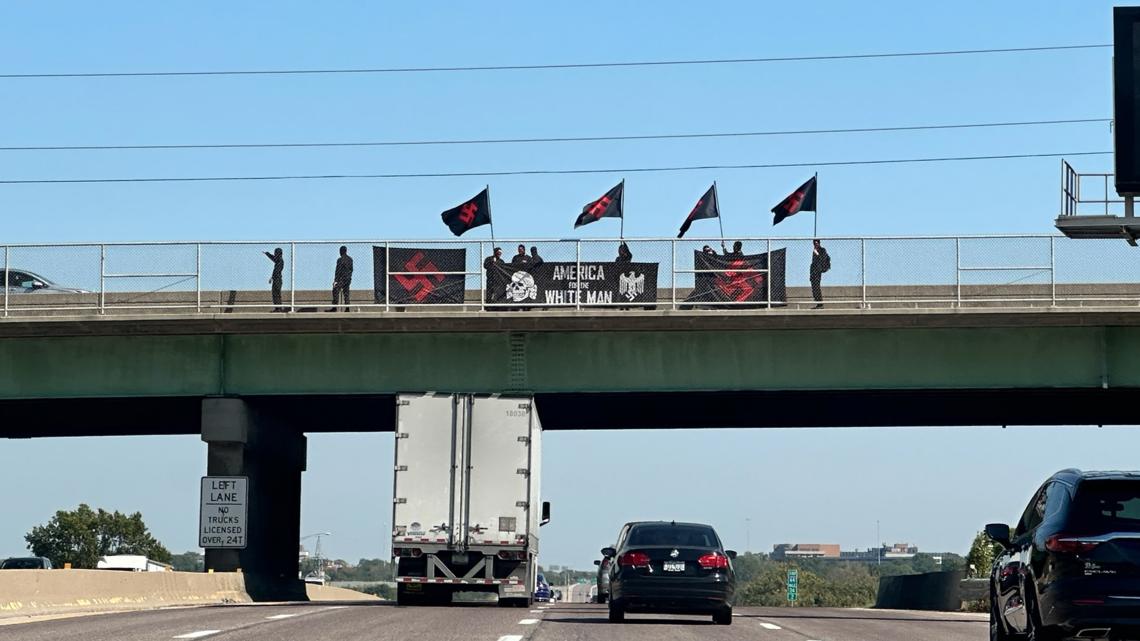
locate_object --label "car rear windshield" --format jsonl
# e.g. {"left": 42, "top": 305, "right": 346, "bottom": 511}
{"left": 627, "top": 524, "right": 720, "bottom": 547}
{"left": 0, "top": 558, "right": 42, "bottom": 569}
{"left": 1069, "top": 480, "right": 1140, "bottom": 533}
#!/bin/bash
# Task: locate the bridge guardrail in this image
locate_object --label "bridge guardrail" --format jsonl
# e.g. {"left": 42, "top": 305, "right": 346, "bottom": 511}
{"left": 3, "top": 235, "right": 1140, "bottom": 317}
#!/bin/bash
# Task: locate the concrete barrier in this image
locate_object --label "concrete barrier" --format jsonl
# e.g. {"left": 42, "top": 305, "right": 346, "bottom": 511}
{"left": 875, "top": 570, "right": 965, "bottom": 611}
{"left": 0, "top": 569, "right": 251, "bottom": 619}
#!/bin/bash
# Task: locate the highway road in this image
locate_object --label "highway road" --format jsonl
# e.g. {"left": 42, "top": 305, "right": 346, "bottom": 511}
{"left": 0, "top": 601, "right": 988, "bottom": 640}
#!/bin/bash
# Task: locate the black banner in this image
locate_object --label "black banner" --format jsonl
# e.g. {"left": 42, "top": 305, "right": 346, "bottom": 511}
{"left": 373, "top": 246, "right": 467, "bottom": 305}
{"left": 486, "top": 261, "right": 658, "bottom": 306}
{"left": 685, "top": 249, "right": 786, "bottom": 306}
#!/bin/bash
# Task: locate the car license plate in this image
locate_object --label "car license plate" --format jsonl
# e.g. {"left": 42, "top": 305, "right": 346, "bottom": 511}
{"left": 663, "top": 561, "right": 685, "bottom": 572}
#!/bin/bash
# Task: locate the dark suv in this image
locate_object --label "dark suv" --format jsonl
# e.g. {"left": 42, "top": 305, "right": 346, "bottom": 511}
{"left": 603, "top": 521, "right": 736, "bottom": 625}
{"left": 986, "top": 469, "right": 1140, "bottom": 641}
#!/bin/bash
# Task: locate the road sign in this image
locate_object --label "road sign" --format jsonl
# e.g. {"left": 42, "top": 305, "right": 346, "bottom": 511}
{"left": 786, "top": 568, "right": 799, "bottom": 603}
{"left": 578, "top": 578, "right": 589, "bottom": 584}
{"left": 199, "top": 476, "right": 248, "bottom": 549}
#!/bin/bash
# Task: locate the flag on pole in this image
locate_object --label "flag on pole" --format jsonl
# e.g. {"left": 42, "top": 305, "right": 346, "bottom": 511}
{"left": 574, "top": 181, "right": 624, "bottom": 229}
{"left": 677, "top": 183, "right": 720, "bottom": 238}
{"left": 440, "top": 188, "right": 491, "bottom": 236}
{"left": 771, "top": 176, "right": 818, "bottom": 225}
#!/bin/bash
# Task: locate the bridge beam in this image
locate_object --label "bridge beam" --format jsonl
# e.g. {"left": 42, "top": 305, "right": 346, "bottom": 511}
{"left": 201, "top": 398, "right": 307, "bottom": 601}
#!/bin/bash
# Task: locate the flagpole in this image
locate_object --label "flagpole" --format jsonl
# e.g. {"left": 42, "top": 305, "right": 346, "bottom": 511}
{"left": 714, "top": 181, "right": 726, "bottom": 250}
{"left": 486, "top": 184, "right": 496, "bottom": 246}
{"left": 619, "top": 178, "right": 626, "bottom": 239}
{"left": 813, "top": 172, "right": 819, "bottom": 238}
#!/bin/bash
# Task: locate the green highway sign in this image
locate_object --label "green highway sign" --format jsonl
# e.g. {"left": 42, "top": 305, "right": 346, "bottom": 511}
{"left": 786, "top": 569, "right": 799, "bottom": 603}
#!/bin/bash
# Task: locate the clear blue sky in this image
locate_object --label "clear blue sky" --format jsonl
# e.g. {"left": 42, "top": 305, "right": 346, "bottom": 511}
{"left": 0, "top": 1, "right": 1133, "bottom": 567}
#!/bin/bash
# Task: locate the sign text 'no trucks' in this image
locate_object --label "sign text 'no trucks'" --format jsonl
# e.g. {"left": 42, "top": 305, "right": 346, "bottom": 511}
{"left": 199, "top": 476, "right": 248, "bottom": 549}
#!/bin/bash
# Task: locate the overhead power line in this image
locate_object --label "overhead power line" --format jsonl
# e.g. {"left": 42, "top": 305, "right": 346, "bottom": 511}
{"left": 0, "top": 151, "right": 1111, "bottom": 185}
{"left": 0, "top": 118, "right": 1110, "bottom": 152}
{"left": 0, "top": 44, "right": 1111, "bottom": 79}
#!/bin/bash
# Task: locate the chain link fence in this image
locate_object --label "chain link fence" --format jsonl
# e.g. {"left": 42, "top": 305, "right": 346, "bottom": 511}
{"left": 4, "top": 236, "right": 1140, "bottom": 317}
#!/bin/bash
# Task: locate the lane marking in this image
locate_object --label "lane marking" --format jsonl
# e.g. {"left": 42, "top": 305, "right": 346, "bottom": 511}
{"left": 323, "top": 605, "right": 350, "bottom": 610}
{"left": 529, "top": 609, "right": 544, "bottom": 613}
{"left": 266, "top": 613, "right": 300, "bottom": 620}
{"left": 498, "top": 636, "right": 524, "bottom": 641}
{"left": 173, "top": 633, "right": 221, "bottom": 640}
{"left": 518, "top": 618, "right": 540, "bottom": 625}
{"left": 759, "top": 622, "right": 782, "bottom": 630}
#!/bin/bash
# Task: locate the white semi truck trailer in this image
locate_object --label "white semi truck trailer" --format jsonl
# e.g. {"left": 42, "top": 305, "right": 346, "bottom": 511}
{"left": 392, "top": 393, "right": 549, "bottom": 606}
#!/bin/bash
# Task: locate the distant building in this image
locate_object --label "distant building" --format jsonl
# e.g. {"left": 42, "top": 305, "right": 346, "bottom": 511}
{"left": 840, "top": 543, "right": 919, "bottom": 562}
{"left": 771, "top": 544, "right": 841, "bottom": 560}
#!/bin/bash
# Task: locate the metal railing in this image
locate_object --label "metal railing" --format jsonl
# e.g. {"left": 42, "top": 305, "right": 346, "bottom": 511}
{"left": 4, "top": 234, "right": 1140, "bottom": 318}
{"left": 1060, "top": 159, "right": 1125, "bottom": 218}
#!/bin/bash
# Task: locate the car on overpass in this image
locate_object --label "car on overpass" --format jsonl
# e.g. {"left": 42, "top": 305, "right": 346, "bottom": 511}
{"left": 593, "top": 555, "right": 612, "bottom": 603}
{"left": 986, "top": 469, "right": 1140, "bottom": 641}
{"left": 0, "top": 556, "right": 53, "bottom": 569}
{"left": 4, "top": 269, "right": 89, "bottom": 295}
{"left": 603, "top": 521, "right": 736, "bottom": 625}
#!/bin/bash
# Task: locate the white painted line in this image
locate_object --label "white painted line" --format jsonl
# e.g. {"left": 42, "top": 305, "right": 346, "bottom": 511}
{"left": 323, "top": 605, "right": 349, "bottom": 610}
{"left": 529, "top": 609, "right": 544, "bottom": 613}
{"left": 759, "top": 622, "right": 782, "bottom": 630}
{"left": 266, "top": 613, "right": 300, "bottom": 620}
{"left": 518, "top": 618, "right": 540, "bottom": 625}
{"left": 498, "top": 636, "right": 524, "bottom": 641}
{"left": 173, "top": 632, "right": 221, "bottom": 640}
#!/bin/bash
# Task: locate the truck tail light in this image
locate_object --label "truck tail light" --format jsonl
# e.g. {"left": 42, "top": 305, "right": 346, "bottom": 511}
{"left": 394, "top": 547, "right": 423, "bottom": 558}
{"left": 618, "top": 551, "right": 651, "bottom": 568}
{"left": 698, "top": 553, "right": 729, "bottom": 569}
{"left": 498, "top": 550, "right": 527, "bottom": 561}
{"left": 1045, "top": 534, "right": 1100, "bottom": 554}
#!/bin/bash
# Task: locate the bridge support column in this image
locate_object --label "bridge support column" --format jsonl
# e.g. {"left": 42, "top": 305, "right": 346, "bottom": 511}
{"left": 201, "top": 398, "right": 307, "bottom": 601}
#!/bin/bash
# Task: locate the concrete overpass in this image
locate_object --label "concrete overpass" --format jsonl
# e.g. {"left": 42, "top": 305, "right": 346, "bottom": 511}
{"left": 6, "top": 234, "right": 1140, "bottom": 599}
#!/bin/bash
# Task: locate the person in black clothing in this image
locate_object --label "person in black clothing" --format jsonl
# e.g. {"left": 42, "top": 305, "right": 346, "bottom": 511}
{"left": 702, "top": 245, "right": 717, "bottom": 257}
{"left": 328, "top": 245, "right": 353, "bottom": 312}
{"left": 484, "top": 247, "right": 505, "bottom": 304}
{"left": 511, "top": 244, "right": 530, "bottom": 267}
{"left": 529, "top": 246, "right": 543, "bottom": 269}
{"left": 725, "top": 240, "right": 744, "bottom": 259}
{"left": 810, "top": 238, "right": 831, "bottom": 309}
{"left": 615, "top": 242, "right": 633, "bottom": 264}
{"left": 264, "top": 247, "right": 285, "bottom": 312}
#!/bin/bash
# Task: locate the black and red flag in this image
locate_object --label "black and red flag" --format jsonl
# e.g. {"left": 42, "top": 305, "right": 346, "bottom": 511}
{"left": 440, "top": 187, "right": 491, "bottom": 236}
{"left": 771, "top": 175, "right": 817, "bottom": 225}
{"left": 677, "top": 183, "right": 720, "bottom": 238}
{"left": 574, "top": 180, "right": 624, "bottom": 229}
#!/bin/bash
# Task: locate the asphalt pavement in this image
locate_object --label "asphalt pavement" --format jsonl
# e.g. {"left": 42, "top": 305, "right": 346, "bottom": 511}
{"left": 0, "top": 601, "right": 988, "bottom": 641}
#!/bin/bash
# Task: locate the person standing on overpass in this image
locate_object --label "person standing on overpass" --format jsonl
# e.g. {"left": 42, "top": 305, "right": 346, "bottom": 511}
{"left": 264, "top": 247, "right": 285, "bottom": 312}
{"left": 810, "top": 239, "right": 831, "bottom": 309}
{"left": 328, "top": 245, "right": 353, "bottom": 312}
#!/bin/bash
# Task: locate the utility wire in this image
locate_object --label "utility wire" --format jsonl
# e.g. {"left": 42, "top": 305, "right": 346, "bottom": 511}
{"left": 0, "top": 151, "right": 1111, "bottom": 185}
{"left": 0, "top": 118, "right": 1110, "bottom": 152}
{"left": 0, "top": 44, "right": 1111, "bottom": 79}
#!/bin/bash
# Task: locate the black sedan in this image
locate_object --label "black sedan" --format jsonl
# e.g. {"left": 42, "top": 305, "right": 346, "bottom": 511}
{"left": 987, "top": 469, "right": 1140, "bottom": 641}
{"left": 603, "top": 521, "right": 735, "bottom": 624}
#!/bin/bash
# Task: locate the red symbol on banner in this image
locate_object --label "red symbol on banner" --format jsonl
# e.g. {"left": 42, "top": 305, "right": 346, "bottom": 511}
{"left": 783, "top": 190, "right": 804, "bottom": 213}
{"left": 459, "top": 202, "right": 478, "bottom": 226}
{"left": 716, "top": 259, "right": 765, "bottom": 302}
{"left": 394, "top": 251, "right": 446, "bottom": 302}
{"left": 588, "top": 196, "right": 612, "bottom": 219}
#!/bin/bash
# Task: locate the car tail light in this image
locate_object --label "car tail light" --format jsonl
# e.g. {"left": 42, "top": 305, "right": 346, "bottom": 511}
{"left": 1045, "top": 534, "right": 1100, "bottom": 554}
{"left": 999, "top": 565, "right": 1018, "bottom": 579}
{"left": 618, "top": 551, "right": 651, "bottom": 568}
{"left": 698, "top": 553, "right": 729, "bottom": 570}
